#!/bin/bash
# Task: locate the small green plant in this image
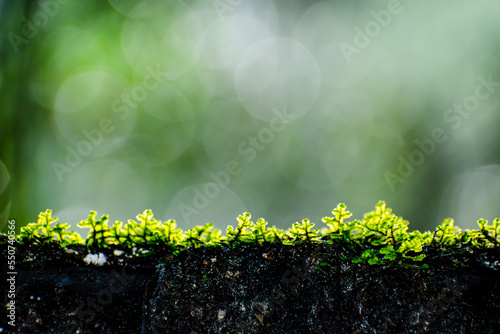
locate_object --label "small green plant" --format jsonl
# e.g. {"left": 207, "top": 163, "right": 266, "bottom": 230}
{"left": 7, "top": 202, "right": 500, "bottom": 267}
{"left": 475, "top": 218, "right": 500, "bottom": 247}
{"left": 18, "top": 210, "right": 83, "bottom": 246}
{"left": 163, "top": 219, "right": 184, "bottom": 244}
{"left": 78, "top": 211, "right": 111, "bottom": 249}
{"left": 123, "top": 209, "right": 165, "bottom": 246}
{"left": 184, "top": 223, "right": 222, "bottom": 247}
{"left": 288, "top": 219, "right": 320, "bottom": 244}
{"left": 322, "top": 203, "right": 356, "bottom": 243}
{"left": 252, "top": 218, "right": 275, "bottom": 246}
{"left": 226, "top": 212, "right": 255, "bottom": 245}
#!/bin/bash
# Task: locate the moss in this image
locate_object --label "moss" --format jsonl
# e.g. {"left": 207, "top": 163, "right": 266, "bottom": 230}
{"left": 3, "top": 201, "right": 500, "bottom": 268}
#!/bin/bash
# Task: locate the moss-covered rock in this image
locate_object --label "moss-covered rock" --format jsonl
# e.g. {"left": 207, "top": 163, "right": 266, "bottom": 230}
{"left": 2, "top": 202, "right": 500, "bottom": 333}
{"left": 2, "top": 241, "right": 500, "bottom": 333}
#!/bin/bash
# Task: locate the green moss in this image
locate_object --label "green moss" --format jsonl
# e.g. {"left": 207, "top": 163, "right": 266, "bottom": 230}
{"left": 5, "top": 201, "right": 500, "bottom": 267}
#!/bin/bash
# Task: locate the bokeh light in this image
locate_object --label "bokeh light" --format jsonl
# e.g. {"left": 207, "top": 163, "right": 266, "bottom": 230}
{"left": 1, "top": 0, "right": 500, "bottom": 232}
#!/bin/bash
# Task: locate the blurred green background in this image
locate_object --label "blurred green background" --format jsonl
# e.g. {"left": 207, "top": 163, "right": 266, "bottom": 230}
{"left": 1, "top": 0, "right": 500, "bottom": 234}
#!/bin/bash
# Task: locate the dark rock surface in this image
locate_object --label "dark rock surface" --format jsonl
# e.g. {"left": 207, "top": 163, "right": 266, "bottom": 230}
{"left": 2, "top": 241, "right": 500, "bottom": 333}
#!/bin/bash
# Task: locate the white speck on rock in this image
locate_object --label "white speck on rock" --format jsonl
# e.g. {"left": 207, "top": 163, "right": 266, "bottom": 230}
{"left": 64, "top": 248, "right": 78, "bottom": 255}
{"left": 217, "top": 310, "right": 226, "bottom": 321}
{"left": 83, "top": 253, "right": 107, "bottom": 266}
{"left": 113, "top": 249, "right": 125, "bottom": 256}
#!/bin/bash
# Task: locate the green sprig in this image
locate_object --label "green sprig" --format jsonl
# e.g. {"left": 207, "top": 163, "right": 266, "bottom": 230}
{"left": 9, "top": 202, "right": 500, "bottom": 267}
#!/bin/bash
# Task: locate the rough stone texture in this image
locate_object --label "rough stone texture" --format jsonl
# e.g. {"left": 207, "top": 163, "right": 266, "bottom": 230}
{"left": 146, "top": 244, "right": 500, "bottom": 334}
{"left": 1, "top": 240, "right": 500, "bottom": 333}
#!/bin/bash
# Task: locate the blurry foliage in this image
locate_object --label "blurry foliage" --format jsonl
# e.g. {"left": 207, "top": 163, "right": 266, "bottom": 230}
{"left": 6, "top": 201, "right": 500, "bottom": 266}
{"left": 1, "top": 0, "right": 499, "bottom": 234}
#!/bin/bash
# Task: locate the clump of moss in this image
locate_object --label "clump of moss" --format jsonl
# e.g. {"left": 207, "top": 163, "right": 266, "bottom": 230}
{"left": 4, "top": 201, "right": 500, "bottom": 267}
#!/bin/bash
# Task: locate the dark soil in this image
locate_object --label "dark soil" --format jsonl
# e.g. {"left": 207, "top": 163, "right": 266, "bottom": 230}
{"left": 1, "top": 239, "right": 500, "bottom": 333}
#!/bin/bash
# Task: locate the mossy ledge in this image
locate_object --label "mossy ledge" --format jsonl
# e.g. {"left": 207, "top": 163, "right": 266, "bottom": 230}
{"left": 1, "top": 202, "right": 500, "bottom": 333}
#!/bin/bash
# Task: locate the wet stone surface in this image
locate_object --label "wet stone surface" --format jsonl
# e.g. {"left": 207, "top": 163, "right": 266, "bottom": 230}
{"left": 2, "top": 241, "right": 500, "bottom": 333}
